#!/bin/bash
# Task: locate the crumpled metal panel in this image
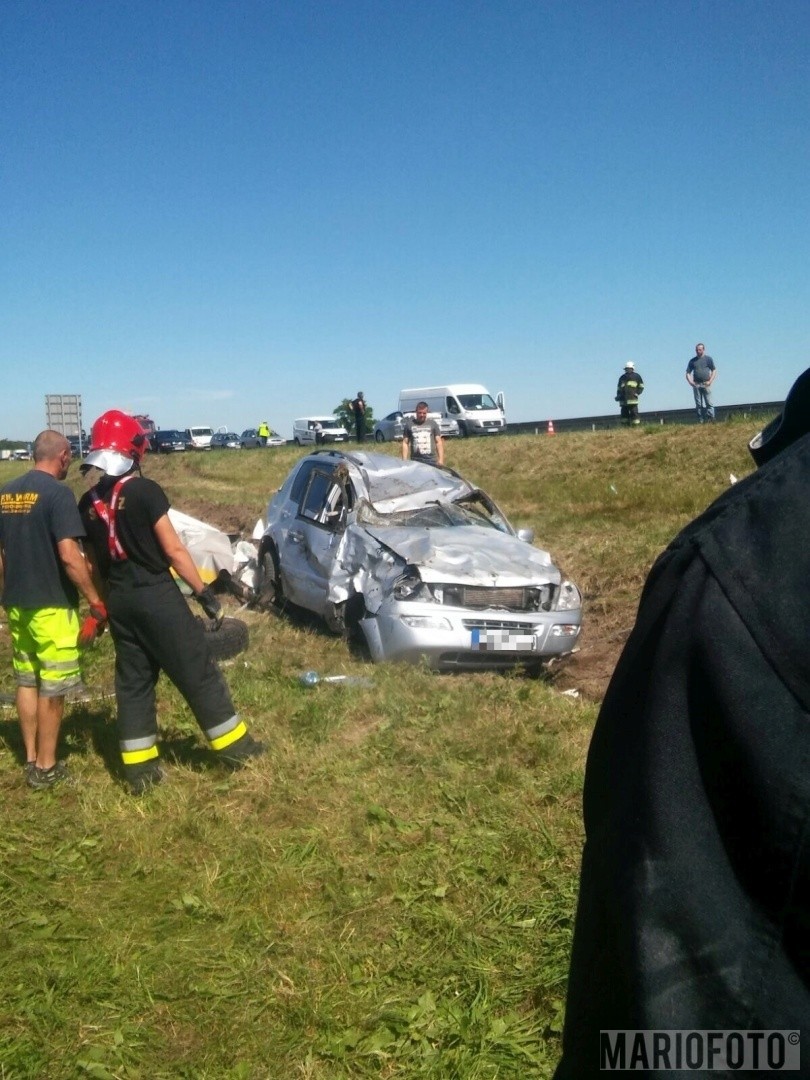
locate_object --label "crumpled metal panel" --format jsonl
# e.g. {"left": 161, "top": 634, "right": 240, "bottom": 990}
{"left": 360, "top": 524, "right": 558, "bottom": 586}
{"left": 350, "top": 453, "right": 472, "bottom": 512}
{"left": 332, "top": 524, "right": 402, "bottom": 613}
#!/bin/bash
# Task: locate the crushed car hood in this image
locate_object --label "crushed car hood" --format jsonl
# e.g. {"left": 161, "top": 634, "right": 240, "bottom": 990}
{"left": 359, "top": 524, "right": 559, "bottom": 585}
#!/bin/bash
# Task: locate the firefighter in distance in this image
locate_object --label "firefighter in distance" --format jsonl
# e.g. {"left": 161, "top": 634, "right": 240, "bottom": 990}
{"left": 615, "top": 362, "right": 645, "bottom": 426}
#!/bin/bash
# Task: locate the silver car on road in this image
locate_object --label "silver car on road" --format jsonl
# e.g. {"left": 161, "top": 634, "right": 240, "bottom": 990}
{"left": 256, "top": 450, "right": 581, "bottom": 671}
{"left": 373, "top": 410, "right": 459, "bottom": 443}
{"left": 241, "top": 428, "right": 285, "bottom": 448}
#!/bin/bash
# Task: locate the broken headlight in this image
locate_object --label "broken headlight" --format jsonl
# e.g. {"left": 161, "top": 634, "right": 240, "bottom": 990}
{"left": 392, "top": 568, "right": 432, "bottom": 602}
{"left": 555, "top": 580, "right": 581, "bottom": 611}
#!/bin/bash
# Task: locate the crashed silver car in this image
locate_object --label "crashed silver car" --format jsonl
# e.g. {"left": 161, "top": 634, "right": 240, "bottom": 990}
{"left": 257, "top": 450, "right": 581, "bottom": 671}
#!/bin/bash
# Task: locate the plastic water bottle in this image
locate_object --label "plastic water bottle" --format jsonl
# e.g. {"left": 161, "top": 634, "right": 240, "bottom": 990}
{"left": 298, "top": 670, "right": 373, "bottom": 688}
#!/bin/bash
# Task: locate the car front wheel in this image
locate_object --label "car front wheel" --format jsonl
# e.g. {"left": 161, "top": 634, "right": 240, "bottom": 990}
{"left": 256, "top": 545, "right": 283, "bottom": 608}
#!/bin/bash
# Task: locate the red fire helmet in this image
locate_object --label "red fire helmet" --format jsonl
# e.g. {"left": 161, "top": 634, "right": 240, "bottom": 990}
{"left": 86, "top": 410, "right": 148, "bottom": 474}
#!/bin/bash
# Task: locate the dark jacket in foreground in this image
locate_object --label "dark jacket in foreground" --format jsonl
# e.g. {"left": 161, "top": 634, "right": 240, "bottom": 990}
{"left": 555, "top": 430, "right": 810, "bottom": 1077}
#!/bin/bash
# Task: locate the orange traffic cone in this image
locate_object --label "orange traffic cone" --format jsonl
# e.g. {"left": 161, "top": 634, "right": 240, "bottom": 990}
{"left": 547, "top": 420, "right": 555, "bottom": 435}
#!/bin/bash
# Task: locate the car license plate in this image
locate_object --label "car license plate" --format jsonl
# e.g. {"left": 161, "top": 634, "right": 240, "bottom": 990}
{"left": 471, "top": 629, "right": 536, "bottom": 651}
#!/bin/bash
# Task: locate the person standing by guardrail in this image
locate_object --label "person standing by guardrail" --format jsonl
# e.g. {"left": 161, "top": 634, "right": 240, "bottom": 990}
{"left": 686, "top": 342, "right": 717, "bottom": 422}
{"left": 615, "top": 362, "right": 644, "bottom": 426}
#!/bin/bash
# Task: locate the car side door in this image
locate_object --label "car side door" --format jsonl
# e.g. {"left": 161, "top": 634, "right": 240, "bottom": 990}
{"left": 278, "top": 466, "right": 351, "bottom": 613}
{"left": 294, "top": 422, "right": 312, "bottom": 445}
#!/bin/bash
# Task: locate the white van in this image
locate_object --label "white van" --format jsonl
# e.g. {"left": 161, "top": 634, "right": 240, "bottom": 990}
{"left": 293, "top": 417, "right": 350, "bottom": 446}
{"left": 398, "top": 384, "right": 506, "bottom": 436}
{"left": 185, "top": 425, "right": 214, "bottom": 449}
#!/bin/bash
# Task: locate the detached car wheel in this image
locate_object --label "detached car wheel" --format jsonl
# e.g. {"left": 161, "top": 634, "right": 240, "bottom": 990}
{"left": 199, "top": 616, "right": 250, "bottom": 660}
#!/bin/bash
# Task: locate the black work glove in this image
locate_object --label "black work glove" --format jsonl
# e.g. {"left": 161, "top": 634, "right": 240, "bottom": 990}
{"left": 195, "top": 586, "right": 224, "bottom": 629}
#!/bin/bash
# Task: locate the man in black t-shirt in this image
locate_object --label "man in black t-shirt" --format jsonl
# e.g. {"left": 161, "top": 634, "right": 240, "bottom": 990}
{"left": 77, "top": 410, "right": 264, "bottom": 795}
{"left": 0, "top": 430, "right": 105, "bottom": 789}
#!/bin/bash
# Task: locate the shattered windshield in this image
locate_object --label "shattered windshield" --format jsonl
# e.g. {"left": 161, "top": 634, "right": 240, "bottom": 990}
{"left": 357, "top": 492, "right": 510, "bottom": 533}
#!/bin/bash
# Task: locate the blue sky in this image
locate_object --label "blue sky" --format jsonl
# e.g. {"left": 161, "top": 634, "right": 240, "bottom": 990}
{"left": 2, "top": 0, "right": 809, "bottom": 439}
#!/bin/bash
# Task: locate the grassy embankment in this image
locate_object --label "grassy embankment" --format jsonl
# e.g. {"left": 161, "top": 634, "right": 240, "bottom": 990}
{"left": 0, "top": 416, "right": 767, "bottom": 1078}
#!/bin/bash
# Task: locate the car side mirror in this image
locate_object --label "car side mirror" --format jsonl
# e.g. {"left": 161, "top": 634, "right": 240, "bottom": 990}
{"left": 516, "top": 527, "right": 534, "bottom": 544}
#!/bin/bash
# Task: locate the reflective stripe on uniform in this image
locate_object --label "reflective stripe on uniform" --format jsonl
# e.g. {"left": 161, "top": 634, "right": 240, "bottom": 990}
{"left": 207, "top": 718, "right": 247, "bottom": 751}
{"left": 40, "top": 673, "right": 83, "bottom": 697}
{"left": 121, "top": 744, "right": 160, "bottom": 765}
{"left": 120, "top": 735, "right": 159, "bottom": 765}
{"left": 41, "top": 657, "right": 83, "bottom": 672}
{"left": 120, "top": 735, "right": 159, "bottom": 753}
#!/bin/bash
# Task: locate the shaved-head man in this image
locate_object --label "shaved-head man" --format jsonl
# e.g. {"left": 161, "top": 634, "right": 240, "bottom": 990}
{"left": 0, "top": 430, "right": 105, "bottom": 789}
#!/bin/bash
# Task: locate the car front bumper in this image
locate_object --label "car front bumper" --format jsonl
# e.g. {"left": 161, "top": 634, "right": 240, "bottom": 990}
{"left": 359, "top": 599, "right": 581, "bottom": 669}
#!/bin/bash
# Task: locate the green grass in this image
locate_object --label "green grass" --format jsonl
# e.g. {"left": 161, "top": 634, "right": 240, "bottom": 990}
{"left": 0, "top": 418, "right": 773, "bottom": 1077}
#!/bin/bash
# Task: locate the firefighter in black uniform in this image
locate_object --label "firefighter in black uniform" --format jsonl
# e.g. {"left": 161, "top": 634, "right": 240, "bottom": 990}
{"left": 615, "top": 361, "right": 644, "bottom": 426}
{"left": 555, "top": 368, "right": 810, "bottom": 1077}
{"left": 78, "top": 410, "right": 263, "bottom": 794}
